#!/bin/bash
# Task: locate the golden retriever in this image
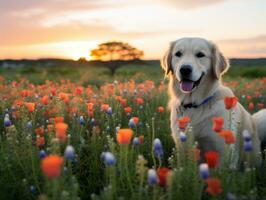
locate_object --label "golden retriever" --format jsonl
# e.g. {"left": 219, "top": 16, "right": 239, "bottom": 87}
{"left": 161, "top": 37, "right": 266, "bottom": 168}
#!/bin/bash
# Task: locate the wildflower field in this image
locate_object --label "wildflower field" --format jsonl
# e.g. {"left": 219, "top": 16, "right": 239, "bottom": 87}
{"left": 1, "top": 64, "right": 266, "bottom": 200}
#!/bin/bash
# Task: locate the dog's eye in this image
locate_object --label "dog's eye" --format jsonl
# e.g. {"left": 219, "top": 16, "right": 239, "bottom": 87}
{"left": 175, "top": 51, "right": 182, "bottom": 57}
{"left": 196, "top": 52, "right": 205, "bottom": 58}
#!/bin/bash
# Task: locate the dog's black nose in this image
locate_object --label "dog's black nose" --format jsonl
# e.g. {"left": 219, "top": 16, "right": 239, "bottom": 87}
{"left": 180, "top": 65, "right": 192, "bottom": 77}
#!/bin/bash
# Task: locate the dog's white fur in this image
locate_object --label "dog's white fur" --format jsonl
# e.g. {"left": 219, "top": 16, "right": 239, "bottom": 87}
{"left": 161, "top": 37, "right": 266, "bottom": 167}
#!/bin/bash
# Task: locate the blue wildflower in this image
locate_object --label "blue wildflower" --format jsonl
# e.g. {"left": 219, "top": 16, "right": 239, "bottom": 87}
{"left": 133, "top": 137, "right": 140, "bottom": 145}
{"left": 244, "top": 140, "right": 253, "bottom": 152}
{"left": 4, "top": 114, "right": 12, "bottom": 127}
{"left": 129, "top": 119, "right": 135, "bottom": 128}
{"left": 199, "top": 163, "right": 209, "bottom": 180}
{"left": 29, "top": 185, "right": 36, "bottom": 193}
{"left": 27, "top": 121, "right": 32, "bottom": 129}
{"left": 107, "top": 107, "right": 112, "bottom": 115}
{"left": 90, "top": 118, "right": 95, "bottom": 126}
{"left": 242, "top": 130, "right": 251, "bottom": 142}
{"left": 39, "top": 150, "right": 46, "bottom": 159}
{"left": 148, "top": 169, "right": 158, "bottom": 185}
{"left": 102, "top": 152, "right": 116, "bottom": 166}
{"left": 153, "top": 138, "right": 164, "bottom": 158}
{"left": 180, "top": 131, "right": 187, "bottom": 142}
{"left": 79, "top": 116, "right": 85, "bottom": 125}
{"left": 64, "top": 145, "right": 75, "bottom": 161}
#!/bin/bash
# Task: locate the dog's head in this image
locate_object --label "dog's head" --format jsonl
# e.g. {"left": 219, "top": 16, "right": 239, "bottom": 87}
{"left": 161, "top": 37, "right": 229, "bottom": 93}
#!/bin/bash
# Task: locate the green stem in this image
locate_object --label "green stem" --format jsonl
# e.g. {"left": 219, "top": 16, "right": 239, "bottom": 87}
{"left": 124, "top": 145, "right": 134, "bottom": 193}
{"left": 151, "top": 118, "right": 157, "bottom": 169}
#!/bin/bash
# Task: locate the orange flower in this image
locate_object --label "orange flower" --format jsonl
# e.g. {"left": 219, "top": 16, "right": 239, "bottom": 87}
{"left": 59, "top": 92, "right": 70, "bottom": 103}
{"left": 41, "top": 155, "right": 64, "bottom": 179}
{"left": 47, "top": 124, "right": 54, "bottom": 132}
{"left": 157, "top": 168, "right": 171, "bottom": 187}
{"left": 219, "top": 130, "right": 235, "bottom": 144}
{"left": 37, "top": 137, "right": 45, "bottom": 147}
{"left": 224, "top": 96, "right": 238, "bottom": 110}
{"left": 248, "top": 102, "right": 254, "bottom": 110}
{"left": 25, "top": 102, "right": 35, "bottom": 113}
{"left": 117, "top": 129, "right": 133, "bottom": 144}
{"left": 41, "top": 95, "right": 49, "bottom": 105}
{"left": 124, "top": 106, "right": 132, "bottom": 113}
{"left": 132, "top": 117, "right": 139, "bottom": 124}
{"left": 13, "top": 99, "right": 24, "bottom": 107}
{"left": 136, "top": 98, "right": 144, "bottom": 105}
{"left": 212, "top": 117, "right": 224, "bottom": 132}
{"left": 54, "top": 116, "right": 64, "bottom": 123}
{"left": 205, "top": 178, "right": 223, "bottom": 196}
{"left": 189, "top": 148, "right": 200, "bottom": 161}
{"left": 35, "top": 127, "right": 45, "bottom": 136}
{"left": 204, "top": 151, "right": 219, "bottom": 168}
{"left": 138, "top": 135, "right": 144, "bottom": 144}
{"left": 101, "top": 104, "right": 109, "bottom": 112}
{"left": 120, "top": 99, "right": 127, "bottom": 107}
{"left": 21, "top": 90, "right": 31, "bottom": 97}
{"left": 158, "top": 106, "right": 165, "bottom": 113}
{"left": 177, "top": 116, "right": 190, "bottom": 130}
{"left": 116, "top": 96, "right": 122, "bottom": 101}
{"left": 55, "top": 122, "right": 68, "bottom": 142}
{"left": 87, "top": 102, "right": 94, "bottom": 111}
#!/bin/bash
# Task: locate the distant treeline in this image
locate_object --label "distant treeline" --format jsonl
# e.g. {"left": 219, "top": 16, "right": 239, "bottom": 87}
{"left": 0, "top": 58, "right": 266, "bottom": 68}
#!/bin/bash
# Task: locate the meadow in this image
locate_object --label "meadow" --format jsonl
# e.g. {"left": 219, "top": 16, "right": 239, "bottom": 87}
{"left": 0, "top": 60, "right": 266, "bottom": 200}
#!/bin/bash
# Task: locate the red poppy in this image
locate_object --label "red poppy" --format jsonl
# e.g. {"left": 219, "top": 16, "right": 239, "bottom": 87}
{"left": 177, "top": 116, "right": 190, "bottom": 130}
{"left": 157, "top": 168, "right": 171, "bottom": 187}
{"left": 248, "top": 102, "right": 254, "bottom": 110}
{"left": 219, "top": 130, "right": 235, "bottom": 144}
{"left": 205, "top": 178, "right": 223, "bottom": 196}
{"left": 124, "top": 107, "right": 132, "bottom": 113}
{"left": 158, "top": 106, "right": 165, "bottom": 113}
{"left": 212, "top": 117, "right": 224, "bottom": 132}
{"left": 224, "top": 96, "right": 238, "bottom": 110}
{"left": 35, "top": 127, "right": 45, "bottom": 136}
{"left": 246, "top": 95, "right": 252, "bottom": 101}
{"left": 204, "top": 151, "right": 219, "bottom": 168}
{"left": 258, "top": 103, "right": 264, "bottom": 109}
{"left": 37, "top": 137, "right": 45, "bottom": 147}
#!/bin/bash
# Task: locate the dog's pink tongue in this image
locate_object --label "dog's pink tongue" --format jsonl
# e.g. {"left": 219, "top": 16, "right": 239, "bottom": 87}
{"left": 180, "top": 81, "right": 194, "bottom": 92}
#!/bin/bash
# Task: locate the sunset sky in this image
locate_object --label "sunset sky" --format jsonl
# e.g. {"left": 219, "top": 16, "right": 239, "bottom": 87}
{"left": 1, "top": 0, "right": 266, "bottom": 60}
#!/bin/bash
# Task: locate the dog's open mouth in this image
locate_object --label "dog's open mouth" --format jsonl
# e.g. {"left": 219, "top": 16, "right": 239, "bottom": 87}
{"left": 180, "top": 73, "right": 204, "bottom": 92}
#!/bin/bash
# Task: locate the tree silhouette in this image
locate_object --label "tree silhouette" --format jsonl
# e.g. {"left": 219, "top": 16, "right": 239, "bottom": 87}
{"left": 90, "top": 41, "right": 144, "bottom": 75}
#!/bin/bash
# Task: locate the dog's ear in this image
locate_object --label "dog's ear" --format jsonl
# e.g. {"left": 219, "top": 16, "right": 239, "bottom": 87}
{"left": 211, "top": 43, "right": 229, "bottom": 79}
{"left": 161, "top": 42, "right": 175, "bottom": 75}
